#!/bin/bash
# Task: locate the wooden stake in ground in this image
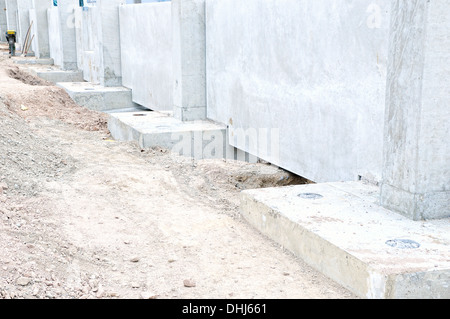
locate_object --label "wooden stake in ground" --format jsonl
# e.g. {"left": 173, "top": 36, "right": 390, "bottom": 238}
{"left": 24, "top": 34, "right": 34, "bottom": 56}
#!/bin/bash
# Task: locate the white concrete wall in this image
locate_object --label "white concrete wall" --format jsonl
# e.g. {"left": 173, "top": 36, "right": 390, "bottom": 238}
{"left": 119, "top": 2, "right": 172, "bottom": 111}
{"left": 74, "top": 7, "right": 83, "bottom": 70}
{"left": 30, "top": 0, "right": 53, "bottom": 58}
{"left": 381, "top": 0, "right": 450, "bottom": 220}
{"left": 17, "top": 0, "right": 33, "bottom": 48}
{"left": 5, "top": 0, "right": 18, "bottom": 33}
{"left": 0, "top": 0, "right": 7, "bottom": 40}
{"left": 47, "top": 6, "right": 63, "bottom": 67}
{"left": 206, "top": 0, "right": 391, "bottom": 183}
{"left": 419, "top": 0, "right": 450, "bottom": 199}
{"left": 29, "top": 8, "right": 38, "bottom": 54}
{"left": 75, "top": 1, "right": 124, "bottom": 86}
{"left": 172, "top": 0, "right": 207, "bottom": 121}
{"left": 94, "top": 0, "right": 124, "bottom": 87}
{"left": 75, "top": 6, "right": 100, "bottom": 83}
{"left": 47, "top": 2, "right": 77, "bottom": 69}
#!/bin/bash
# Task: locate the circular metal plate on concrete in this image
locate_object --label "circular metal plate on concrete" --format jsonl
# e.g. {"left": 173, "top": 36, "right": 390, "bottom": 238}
{"left": 385, "top": 239, "right": 421, "bottom": 249}
{"left": 297, "top": 193, "right": 323, "bottom": 200}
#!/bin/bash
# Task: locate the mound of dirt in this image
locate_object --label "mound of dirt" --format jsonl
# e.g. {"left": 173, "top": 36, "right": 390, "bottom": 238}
{"left": 7, "top": 66, "right": 52, "bottom": 86}
{"left": 1, "top": 65, "right": 109, "bottom": 133}
{"left": 0, "top": 97, "right": 76, "bottom": 197}
{"left": 3, "top": 86, "right": 109, "bottom": 133}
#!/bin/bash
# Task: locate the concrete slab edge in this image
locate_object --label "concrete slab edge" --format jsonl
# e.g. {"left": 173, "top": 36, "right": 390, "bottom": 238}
{"left": 239, "top": 190, "right": 450, "bottom": 299}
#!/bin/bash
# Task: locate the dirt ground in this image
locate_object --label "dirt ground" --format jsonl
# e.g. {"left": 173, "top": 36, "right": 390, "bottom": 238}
{"left": 0, "top": 44, "right": 357, "bottom": 299}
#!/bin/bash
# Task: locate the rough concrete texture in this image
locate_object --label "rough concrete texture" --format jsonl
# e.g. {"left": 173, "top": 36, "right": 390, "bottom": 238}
{"left": 74, "top": 7, "right": 99, "bottom": 83}
{"left": 206, "top": 0, "right": 390, "bottom": 183}
{"left": 56, "top": 81, "right": 135, "bottom": 112}
{"left": 73, "top": 7, "right": 83, "bottom": 72}
{"left": 119, "top": 2, "right": 173, "bottom": 111}
{"left": 74, "top": 1, "right": 124, "bottom": 87}
{"left": 0, "top": 0, "right": 7, "bottom": 39}
{"left": 5, "top": 0, "right": 17, "bottom": 32}
{"left": 56, "top": 0, "right": 77, "bottom": 70}
{"left": 28, "top": 66, "right": 83, "bottom": 83}
{"left": 28, "top": 9, "right": 38, "bottom": 54}
{"left": 92, "top": 0, "right": 124, "bottom": 87}
{"left": 380, "top": 0, "right": 450, "bottom": 220}
{"left": 172, "top": 0, "right": 207, "bottom": 121}
{"left": 108, "top": 110, "right": 233, "bottom": 160}
{"left": 29, "top": 0, "right": 53, "bottom": 58}
{"left": 16, "top": 0, "right": 33, "bottom": 47}
{"left": 47, "top": 6, "right": 63, "bottom": 68}
{"left": 240, "top": 182, "right": 450, "bottom": 299}
{"left": 14, "top": 57, "right": 54, "bottom": 65}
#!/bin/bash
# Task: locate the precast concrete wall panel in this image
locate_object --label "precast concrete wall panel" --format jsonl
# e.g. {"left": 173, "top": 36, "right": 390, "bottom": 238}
{"left": 29, "top": 9, "right": 38, "bottom": 55}
{"left": 119, "top": 2, "right": 172, "bottom": 111}
{"left": 47, "top": 7, "right": 63, "bottom": 67}
{"left": 77, "top": 6, "right": 100, "bottom": 83}
{"left": 206, "top": 0, "right": 391, "bottom": 183}
{"left": 5, "top": 0, "right": 18, "bottom": 34}
{"left": 32, "top": 0, "right": 53, "bottom": 59}
{"left": 17, "top": 0, "right": 33, "bottom": 47}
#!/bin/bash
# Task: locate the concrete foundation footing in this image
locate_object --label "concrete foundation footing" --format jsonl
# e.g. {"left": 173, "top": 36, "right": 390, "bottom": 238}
{"left": 240, "top": 181, "right": 450, "bottom": 299}
{"left": 56, "top": 82, "right": 135, "bottom": 112}
{"left": 14, "top": 58, "right": 54, "bottom": 65}
{"left": 108, "top": 110, "right": 233, "bottom": 160}
{"left": 29, "top": 67, "right": 84, "bottom": 83}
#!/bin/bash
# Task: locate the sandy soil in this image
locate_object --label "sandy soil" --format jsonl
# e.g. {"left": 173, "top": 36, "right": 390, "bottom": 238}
{"left": 0, "top": 44, "right": 357, "bottom": 299}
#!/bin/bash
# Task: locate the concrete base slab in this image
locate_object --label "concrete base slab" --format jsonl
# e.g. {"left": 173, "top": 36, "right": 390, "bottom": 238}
{"left": 2, "top": 52, "right": 20, "bottom": 57}
{"left": 108, "top": 110, "right": 232, "bottom": 160}
{"left": 240, "top": 181, "right": 450, "bottom": 299}
{"left": 28, "top": 66, "right": 83, "bottom": 83}
{"left": 14, "top": 58, "right": 54, "bottom": 65}
{"left": 56, "top": 82, "right": 135, "bottom": 112}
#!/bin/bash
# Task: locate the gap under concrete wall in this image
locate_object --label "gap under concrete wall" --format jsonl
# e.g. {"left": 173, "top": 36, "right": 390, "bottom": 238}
{"left": 206, "top": 0, "right": 391, "bottom": 183}
{"left": 119, "top": 2, "right": 172, "bottom": 111}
